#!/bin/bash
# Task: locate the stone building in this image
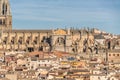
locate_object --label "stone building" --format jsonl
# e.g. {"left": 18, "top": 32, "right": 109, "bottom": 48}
{"left": 0, "top": 0, "right": 94, "bottom": 53}
{"left": 108, "top": 49, "right": 120, "bottom": 63}
{"left": 0, "top": 0, "right": 12, "bottom": 31}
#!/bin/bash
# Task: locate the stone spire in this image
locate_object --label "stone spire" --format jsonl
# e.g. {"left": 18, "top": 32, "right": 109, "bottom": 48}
{"left": 0, "top": 0, "right": 12, "bottom": 31}
{"left": 0, "top": 0, "right": 11, "bottom": 15}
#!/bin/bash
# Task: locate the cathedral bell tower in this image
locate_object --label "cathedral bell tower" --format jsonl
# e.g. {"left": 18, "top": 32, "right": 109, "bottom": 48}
{"left": 0, "top": 0, "right": 12, "bottom": 31}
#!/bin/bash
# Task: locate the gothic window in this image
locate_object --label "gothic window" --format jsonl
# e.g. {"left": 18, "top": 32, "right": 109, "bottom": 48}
{"left": 26, "top": 39, "right": 30, "bottom": 44}
{"left": 6, "top": 5, "right": 7, "bottom": 12}
{"left": 3, "top": 37, "right": 7, "bottom": 44}
{"left": 34, "top": 37, "right": 38, "bottom": 44}
{"left": 26, "top": 36, "right": 31, "bottom": 44}
{"left": 11, "top": 37, "right": 15, "bottom": 44}
{"left": 34, "top": 40, "right": 37, "bottom": 44}
{"left": 2, "top": 3, "right": 7, "bottom": 15}
{"left": 18, "top": 37, "right": 23, "bottom": 44}
{"left": 108, "top": 41, "right": 111, "bottom": 49}
{"left": 11, "top": 40, "right": 14, "bottom": 44}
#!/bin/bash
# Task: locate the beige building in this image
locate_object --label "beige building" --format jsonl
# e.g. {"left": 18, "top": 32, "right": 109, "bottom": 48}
{"left": 108, "top": 49, "right": 120, "bottom": 63}
{"left": 0, "top": 0, "right": 94, "bottom": 53}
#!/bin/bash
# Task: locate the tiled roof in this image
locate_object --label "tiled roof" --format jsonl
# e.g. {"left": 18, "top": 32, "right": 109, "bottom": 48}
{"left": 53, "top": 51, "right": 72, "bottom": 58}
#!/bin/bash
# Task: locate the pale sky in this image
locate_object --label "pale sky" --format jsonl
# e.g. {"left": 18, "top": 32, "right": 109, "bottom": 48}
{"left": 10, "top": 0, "right": 120, "bottom": 34}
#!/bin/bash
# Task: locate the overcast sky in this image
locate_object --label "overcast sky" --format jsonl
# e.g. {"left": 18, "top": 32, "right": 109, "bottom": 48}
{"left": 10, "top": 0, "right": 120, "bottom": 34}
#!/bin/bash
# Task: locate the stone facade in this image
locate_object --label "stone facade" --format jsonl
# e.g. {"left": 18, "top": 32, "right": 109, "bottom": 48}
{"left": 0, "top": 29, "right": 94, "bottom": 53}
{"left": 108, "top": 50, "right": 120, "bottom": 63}
{"left": 0, "top": 0, "right": 94, "bottom": 53}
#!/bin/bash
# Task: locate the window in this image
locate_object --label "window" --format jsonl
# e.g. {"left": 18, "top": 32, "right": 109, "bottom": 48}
{"left": 26, "top": 40, "right": 30, "bottom": 44}
{"left": 113, "top": 54, "right": 115, "bottom": 56}
{"left": 34, "top": 40, "right": 37, "bottom": 44}
{"left": 3, "top": 37, "right": 7, "bottom": 44}
{"left": 109, "top": 54, "right": 111, "bottom": 56}
{"left": 34, "top": 37, "right": 38, "bottom": 44}
{"left": 56, "top": 37, "right": 65, "bottom": 45}
{"left": 2, "top": 3, "right": 7, "bottom": 15}
{"left": 18, "top": 37, "right": 23, "bottom": 44}
{"left": 117, "top": 54, "right": 119, "bottom": 56}
{"left": 11, "top": 37, "right": 15, "bottom": 44}
{"left": 26, "top": 36, "right": 31, "bottom": 44}
{"left": 18, "top": 39, "right": 22, "bottom": 44}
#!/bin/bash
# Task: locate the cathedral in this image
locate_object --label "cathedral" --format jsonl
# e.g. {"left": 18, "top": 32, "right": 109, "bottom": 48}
{"left": 0, "top": 0, "right": 94, "bottom": 53}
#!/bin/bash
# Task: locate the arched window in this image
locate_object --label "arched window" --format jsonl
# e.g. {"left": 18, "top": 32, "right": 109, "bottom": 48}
{"left": 6, "top": 5, "right": 7, "bottom": 12}
{"left": 2, "top": 3, "right": 7, "bottom": 15}
{"left": 56, "top": 37, "right": 65, "bottom": 45}
{"left": 18, "top": 37, "right": 23, "bottom": 44}
{"left": 33, "top": 37, "right": 38, "bottom": 44}
{"left": 2, "top": 3, "right": 5, "bottom": 15}
{"left": 11, "top": 37, "right": 15, "bottom": 44}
